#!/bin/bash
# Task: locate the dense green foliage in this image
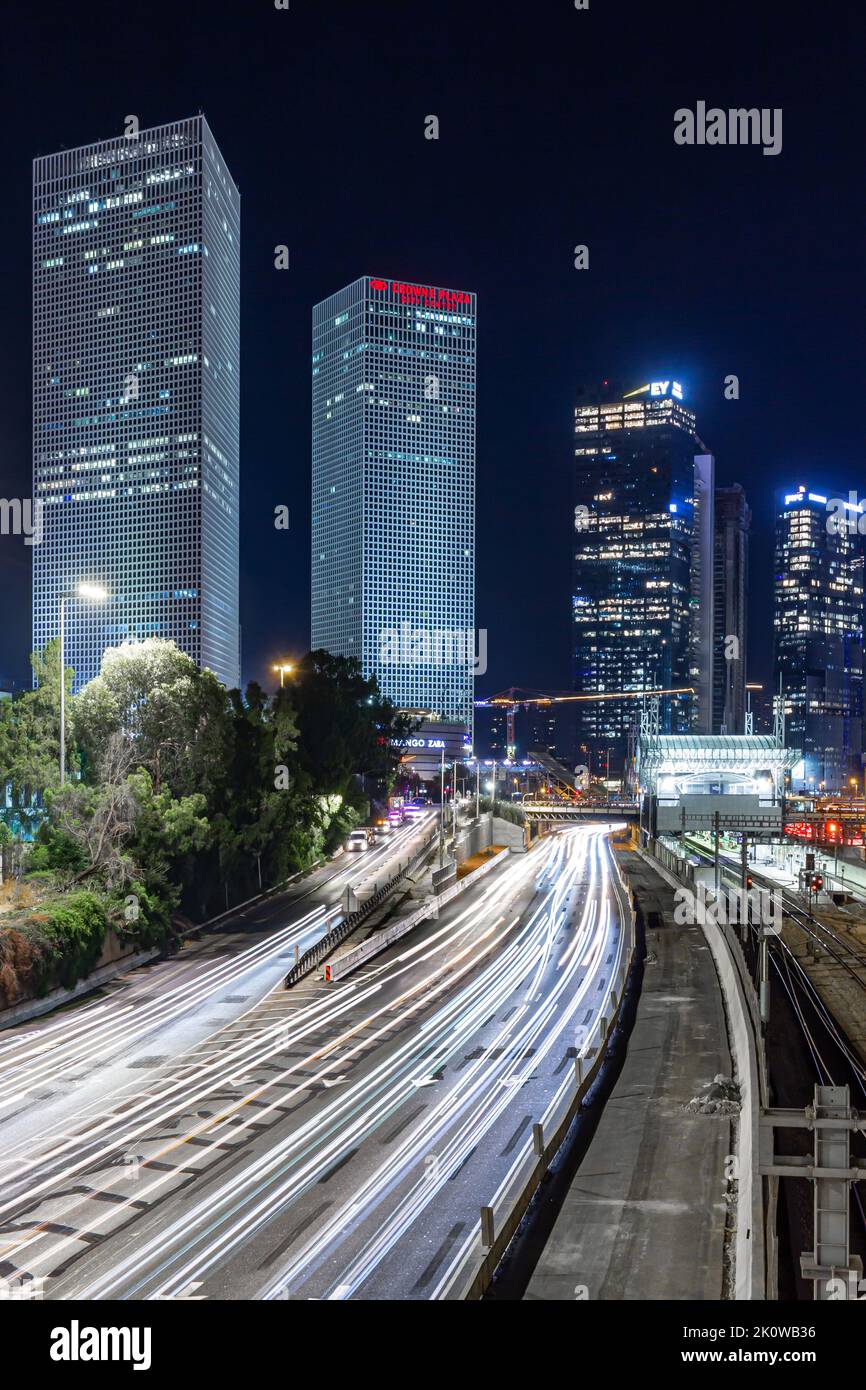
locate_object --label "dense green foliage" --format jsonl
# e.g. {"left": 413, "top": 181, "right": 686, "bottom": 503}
{"left": 479, "top": 797, "right": 526, "bottom": 825}
{"left": 0, "top": 639, "right": 412, "bottom": 1003}
{"left": 0, "top": 640, "right": 74, "bottom": 829}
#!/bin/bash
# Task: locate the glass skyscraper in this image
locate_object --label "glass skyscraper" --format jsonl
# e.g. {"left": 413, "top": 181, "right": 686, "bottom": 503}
{"left": 774, "top": 486, "right": 863, "bottom": 792}
{"left": 713, "top": 484, "right": 750, "bottom": 734}
{"left": 33, "top": 115, "right": 240, "bottom": 691}
{"left": 572, "top": 378, "right": 712, "bottom": 767}
{"left": 311, "top": 276, "right": 476, "bottom": 735}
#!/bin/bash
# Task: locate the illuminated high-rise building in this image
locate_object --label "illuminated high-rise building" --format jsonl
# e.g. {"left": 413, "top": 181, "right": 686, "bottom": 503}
{"left": 713, "top": 484, "right": 750, "bottom": 734}
{"left": 774, "top": 486, "right": 863, "bottom": 791}
{"left": 572, "top": 378, "right": 713, "bottom": 766}
{"left": 311, "top": 276, "right": 476, "bottom": 737}
{"left": 33, "top": 116, "right": 241, "bottom": 690}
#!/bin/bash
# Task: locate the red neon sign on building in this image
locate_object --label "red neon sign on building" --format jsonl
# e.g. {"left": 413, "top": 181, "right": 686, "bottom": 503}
{"left": 370, "top": 278, "right": 472, "bottom": 308}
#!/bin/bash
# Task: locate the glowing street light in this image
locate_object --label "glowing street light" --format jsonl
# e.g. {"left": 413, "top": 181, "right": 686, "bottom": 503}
{"left": 59, "top": 582, "right": 109, "bottom": 785}
{"left": 273, "top": 662, "right": 294, "bottom": 689}
{"left": 76, "top": 582, "right": 108, "bottom": 603}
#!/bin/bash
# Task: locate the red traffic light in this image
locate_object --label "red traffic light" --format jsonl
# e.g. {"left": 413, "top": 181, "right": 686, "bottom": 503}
{"left": 811, "top": 874, "right": 823, "bottom": 892}
{"left": 745, "top": 875, "right": 753, "bottom": 890}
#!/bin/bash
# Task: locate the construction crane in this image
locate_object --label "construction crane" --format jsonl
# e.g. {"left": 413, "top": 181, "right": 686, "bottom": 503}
{"left": 476, "top": 686, "right": 695, "bottom": 756}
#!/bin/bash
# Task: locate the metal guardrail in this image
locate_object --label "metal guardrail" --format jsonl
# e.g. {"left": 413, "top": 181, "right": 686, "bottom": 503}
{"left": 327, "top": 849, "right": 511, "bottom": 983}
{"left": 642, "top": 838, "right": 769, "bottom": 1298}
{"left": 441, "top": 836, "right": 638, "bottom": 1300}
{"left": 658, "top": 809, "right": 782, "bottom": 833}
{"left": 283, "top": 869, "right": 406, "bottom": 987}
{"left": 522, "top": 801, "right": 638, "bottom": 818}
{"left": 283, "top": 825, "right": 438, "bottom": 988}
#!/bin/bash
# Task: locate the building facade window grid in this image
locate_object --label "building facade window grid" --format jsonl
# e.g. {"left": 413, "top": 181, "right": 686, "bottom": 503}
{"left": 773, "top": 487, "right": 863, "bottom": 791}
{"left": 572, "top": 382, "right": 705, "bottom": 763}
{"left": 32, "top": 115, "right": 240, "bottom": 691}
{"left": 312, "top": 276, "right": 476, "bottom": 732}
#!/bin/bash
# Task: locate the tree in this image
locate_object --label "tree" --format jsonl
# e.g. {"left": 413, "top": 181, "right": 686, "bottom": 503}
{"left": 48, "top": 739, "right": 209, "bottom": 919}
{"left": 289, "top": 650, "right": 411, "bottom": 794}
{"left": 73, "top": 638, "right": 228, "bottom": 791}
{"left": 0, "top": 820, "right": 11, "bottom": 887}
{"left": 0, "top": 638, "right": 74, "bottom": 814}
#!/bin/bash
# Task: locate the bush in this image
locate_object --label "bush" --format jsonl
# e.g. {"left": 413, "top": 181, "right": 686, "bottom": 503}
{"left": 31, "top": 826, "right": 87, "bottom": 875}
{"left": 112, "top": 881, "right": 174, "bottom": 950}
{"left": 0, "top": 924, "right": 58, "bottom": 1007}
{"left": 35, "top": 891, "right": 108, "bottom": 990}
{"left": 479, "top": 797, "right": 525, "bottom": 825}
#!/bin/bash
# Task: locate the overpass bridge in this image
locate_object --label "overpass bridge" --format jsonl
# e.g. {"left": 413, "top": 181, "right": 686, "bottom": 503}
{"left": 521, "top": 799, "right": 639, "bottom": 823}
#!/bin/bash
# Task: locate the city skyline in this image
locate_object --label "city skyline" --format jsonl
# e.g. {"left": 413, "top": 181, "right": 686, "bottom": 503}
{"left": 0, "top": 1, "right": 861, "bottom": 702}
{"left": 1, "top": 0, "right": 865, "bottom": 1335}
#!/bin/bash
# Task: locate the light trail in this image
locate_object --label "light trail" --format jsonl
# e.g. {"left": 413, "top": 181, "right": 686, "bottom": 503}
{"left": 0, "top": 814, "right": 427, "bottom": 1122}
{"left": 0, "top": 824, "right": 625, "bottom": 1303}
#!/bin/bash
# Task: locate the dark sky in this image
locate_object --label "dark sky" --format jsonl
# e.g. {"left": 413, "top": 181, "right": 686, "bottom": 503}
{"left": 1, "top": 0, "right": 863, "bottom": 698}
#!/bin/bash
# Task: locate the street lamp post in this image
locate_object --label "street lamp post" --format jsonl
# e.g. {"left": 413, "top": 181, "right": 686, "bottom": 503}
{"left": 439, "top": 745, "right": 446, "bottom": 867}
{"left": 273, "top": 662, "right": 293, "bottom": 689}
{"left": 59, "top": 583, "right": 108, "bottom": 786}
{"left": 59, "top": 594, "right": 66, "bottom": 787}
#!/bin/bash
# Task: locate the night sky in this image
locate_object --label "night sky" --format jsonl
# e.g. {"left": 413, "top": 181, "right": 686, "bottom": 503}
{"left": 1, "top": 0, "right": 863, "bottom": 701}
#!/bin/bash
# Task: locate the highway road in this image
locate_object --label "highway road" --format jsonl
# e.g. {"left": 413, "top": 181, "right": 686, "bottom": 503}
{"left": 0, "top": 822, "right": 626, "bottom": 1301}
{"left": 0, "top": 816, "right": 432, "bottom": 1201}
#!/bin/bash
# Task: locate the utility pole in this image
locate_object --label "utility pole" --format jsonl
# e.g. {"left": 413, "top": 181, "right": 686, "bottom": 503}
{"left": 59, "top": 594, "right": 66, "bottom": 787}
{"left": 439, "top": 745, "right": 446, "bottom": 868}
{"left": 740, "top": 832, "right": 749, "bottom": 943}
{"left": 759, "top": 936, "right": 770, "bottom": 1022}
{"left": 452, "top": 771, "right": 458, "bottom": 842}
{"left": 762, "top": 1085, "right": 866, "bottom": 1299}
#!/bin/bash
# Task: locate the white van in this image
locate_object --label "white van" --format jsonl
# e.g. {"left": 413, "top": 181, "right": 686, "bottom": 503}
{"left": 345, "top": 829, "right": 370, "bottom": 853}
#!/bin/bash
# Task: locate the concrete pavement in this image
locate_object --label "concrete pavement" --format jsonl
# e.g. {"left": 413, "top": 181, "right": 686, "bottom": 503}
{"left": 524, "top": 850, "right": 732, "bottom": 1301}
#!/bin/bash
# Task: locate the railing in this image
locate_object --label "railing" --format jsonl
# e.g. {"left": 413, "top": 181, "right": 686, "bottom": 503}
{"left": 327, "top": 848, "right": 511, "bottom": 983}
{"left": 283, "top": 824, "right": 438, "bottom": 988}
{"left": 440, "top": 836, "right": 638, "bottom": 1299}
{"left": 521, "top": 800, "right": 638, "bottom": 817}
{"left": 642, "top": 836, "right": 770, "bottom": 1298}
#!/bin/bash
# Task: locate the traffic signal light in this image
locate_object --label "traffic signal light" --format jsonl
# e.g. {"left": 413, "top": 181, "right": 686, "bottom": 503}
{"left": 811, "top": 874, "right": 823, "bottom": 892}
{"left": 745, "top": 875, "right": 753, "bottom": 890}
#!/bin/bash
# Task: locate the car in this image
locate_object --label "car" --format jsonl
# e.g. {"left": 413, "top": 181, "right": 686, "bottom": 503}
{"left": 344, "top": 829, "right": 370, "bottom": 853}
{"left": 373, "top": 819, "right": 393, "bottom": 839}
{"left": 403, "top": 803, "right": 425, "bottom": 819}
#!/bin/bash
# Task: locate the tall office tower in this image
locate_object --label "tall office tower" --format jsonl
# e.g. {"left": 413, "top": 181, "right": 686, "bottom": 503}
{"left": 713, "top": 484, "right": 751, "bottom": 734}
{"left": 774, "top": 486, "right": 863, "bottom": 791}
{"left": 572, "top": 378, "right": 711, "bottom": 768}
{"left": 312, "top": 276, "right": 476, "bottom": 743}
{"left": 689, "top": 453, "right": 715, "bottom": 733}
{"left": 33, "top": 116, "right": 241, "bottom": 692}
